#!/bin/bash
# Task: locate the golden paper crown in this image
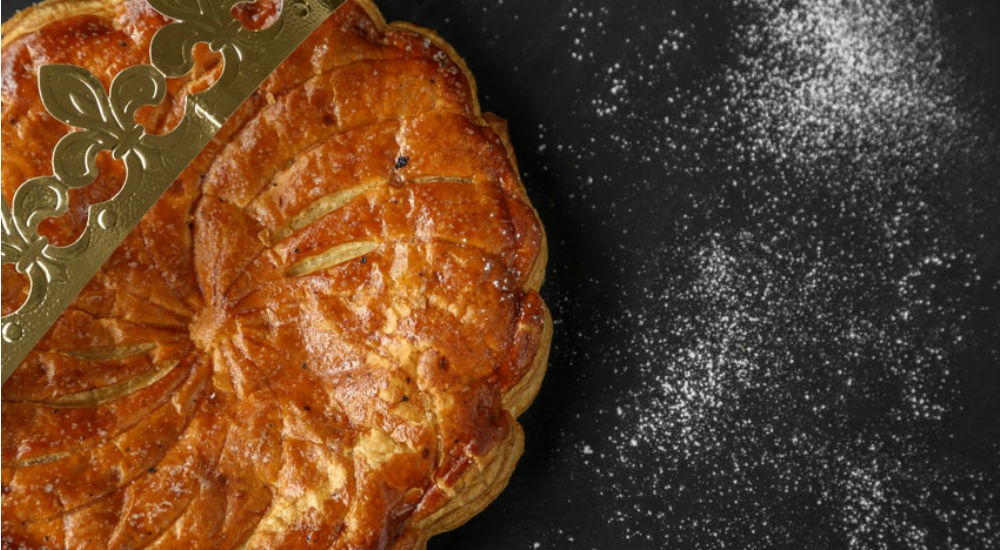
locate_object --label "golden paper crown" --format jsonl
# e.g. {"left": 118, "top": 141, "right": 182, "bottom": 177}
{"left": 1, "top": 0, "right": 344, "bottom": 382}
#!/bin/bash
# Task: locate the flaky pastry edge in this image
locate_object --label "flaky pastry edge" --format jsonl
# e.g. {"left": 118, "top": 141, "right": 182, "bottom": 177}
{"left": 1, "top": 1, "right": 552, "bottom": 549}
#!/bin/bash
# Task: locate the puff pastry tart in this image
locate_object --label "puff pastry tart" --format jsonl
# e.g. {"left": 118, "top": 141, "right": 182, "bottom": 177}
{"left": 0, "top": 0, "right": 550, "bottom": 547}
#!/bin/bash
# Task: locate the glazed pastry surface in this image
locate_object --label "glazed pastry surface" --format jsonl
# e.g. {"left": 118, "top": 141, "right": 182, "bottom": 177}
{"left": 0, "top": 1, "right": 550, "bottom": 548}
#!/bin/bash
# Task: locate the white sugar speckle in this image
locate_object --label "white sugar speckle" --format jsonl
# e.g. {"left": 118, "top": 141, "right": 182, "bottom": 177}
{"left": 533, "top": 0, "right": 999, "bottom": 548}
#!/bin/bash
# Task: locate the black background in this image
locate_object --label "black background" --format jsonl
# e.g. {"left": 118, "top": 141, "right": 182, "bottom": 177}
{"left": 3, "top": 1, "right": 999, "bottom": 548}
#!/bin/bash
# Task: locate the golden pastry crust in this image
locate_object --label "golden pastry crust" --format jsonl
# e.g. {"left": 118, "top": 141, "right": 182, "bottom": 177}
{"left": 0, "top": 1, "right": 551, "bottom": 548}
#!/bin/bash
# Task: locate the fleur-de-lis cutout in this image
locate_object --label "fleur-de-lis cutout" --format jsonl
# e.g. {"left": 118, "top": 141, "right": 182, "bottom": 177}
{"left": 4, "top": 174, "right": 67, "bottom": 283}
{"left": 148, "top": 0, "right": 282, "bottom": 79}
{"left": 1, "top": 191, "right": 66, "bottom": 313}
{"left": 0, "top": 198, "right": 34, "bottom": 269}
{"left": 39, "top": 65, "right": 167, "bottom": 188}
{"left": 2, "top": 0, "right": 343, "bottom": 383}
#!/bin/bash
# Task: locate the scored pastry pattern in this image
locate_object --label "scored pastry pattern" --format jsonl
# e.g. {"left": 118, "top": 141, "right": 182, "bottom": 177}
{"left": 1, "top": 0, "right": 549, "bottom": 548}
{"left": 1, "top": 0, "right": 344, "bottom": 380}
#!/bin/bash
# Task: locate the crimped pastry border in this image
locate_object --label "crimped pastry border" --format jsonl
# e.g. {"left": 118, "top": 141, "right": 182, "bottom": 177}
{"left": 1, "top": 1, "right": 552, "bottom": 549}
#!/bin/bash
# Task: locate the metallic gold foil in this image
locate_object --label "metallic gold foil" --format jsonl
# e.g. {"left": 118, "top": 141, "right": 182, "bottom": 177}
{"left": 1, "top": 0, "right": 344, "bottom": 382}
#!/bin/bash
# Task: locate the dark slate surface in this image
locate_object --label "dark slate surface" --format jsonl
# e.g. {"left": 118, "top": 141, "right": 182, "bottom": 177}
{"left": 4, "top": 1, "right": 999, "bottom": 548}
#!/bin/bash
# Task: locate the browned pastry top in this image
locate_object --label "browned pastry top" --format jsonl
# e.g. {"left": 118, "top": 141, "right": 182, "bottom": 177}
{"left": 0, "top": 1, "right": 550, "bottom": 548}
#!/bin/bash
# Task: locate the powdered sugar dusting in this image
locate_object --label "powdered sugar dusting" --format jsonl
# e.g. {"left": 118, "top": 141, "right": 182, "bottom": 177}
{"left": 583, "top": 0, "right": 1000, "bottom": 547}
{"left": 526, "top": 0, "right": 1000, "bottom": 547}
{"left": 418, "top": 0, "right": 998, "bottom": 547}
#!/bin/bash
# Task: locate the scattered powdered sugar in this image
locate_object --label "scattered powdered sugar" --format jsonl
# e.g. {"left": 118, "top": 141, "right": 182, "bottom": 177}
{"left": 729, "top": 0, "right": 966, "bottom": 158}
{"left": 537, "top": 0, "right": 999, "bottom": 548}
{"left": 417, "top": 0, "right": 997, "bottom": 547}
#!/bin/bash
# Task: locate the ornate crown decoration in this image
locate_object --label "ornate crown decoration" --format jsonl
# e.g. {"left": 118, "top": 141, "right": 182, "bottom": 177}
{"left": 1, "top": 0, "right": 344, "bottom": 382}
